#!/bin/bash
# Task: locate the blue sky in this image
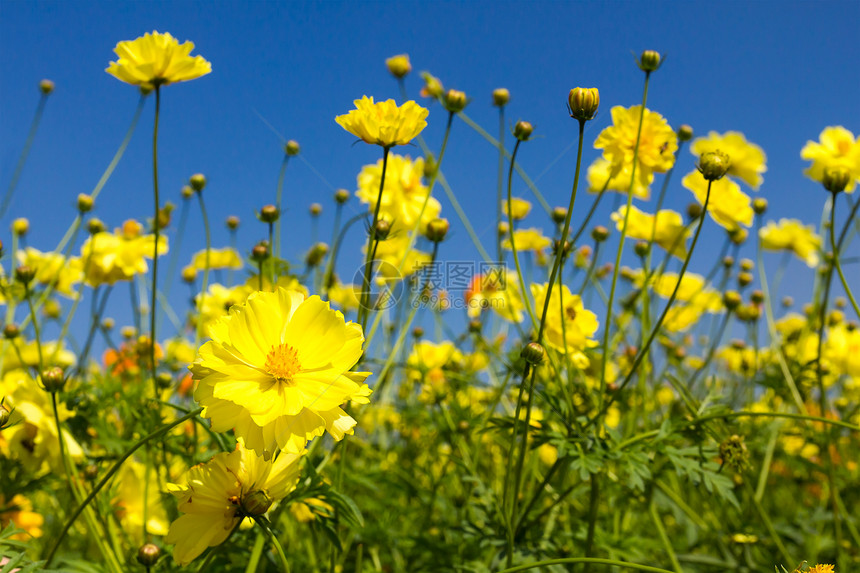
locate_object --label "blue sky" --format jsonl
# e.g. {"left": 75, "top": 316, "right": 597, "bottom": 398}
{"left": 1, "top": 1, "right": 858, "bottom": 345}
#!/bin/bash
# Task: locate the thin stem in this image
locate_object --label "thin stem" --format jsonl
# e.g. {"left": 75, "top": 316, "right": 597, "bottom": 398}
{"left": 1, "top": 92, "right": 49, "bottom": 218}
{"left": 274, "top": 155, "right": 289, "bottom": 259}
{"left": 649, "top": 499, "right": 682, "bottom": 573}
{"left": 150, "top": 85, "right": 162, "bottom": 399}
{"left": 255, "top": 517, "right": 290, "bottom": 573}
{"left": 506, "top": 139, "right": 540, "bottom": 331}
{"left": 497, "top": 106, "right": 506, "bottom": 263}
{"left": 195, "top": 191, "right": 213, "bottom": 347}
{"left": 359, "top": 146, "right": 391, "bottom": 332}
{"left": 829, "top": 192, "right": 860, "bottom": 319}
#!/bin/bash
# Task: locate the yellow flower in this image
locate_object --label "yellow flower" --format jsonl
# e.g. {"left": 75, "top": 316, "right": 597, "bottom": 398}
{"left": 691, "top": 131, "right": 767, "bottom": 190}
{"left": 801, "top": 126, "right": 860, "bottom": 193}
{"left": 610, "top": 206, "right": 690, "bottom": 258}
{"left": 503, "top": 197, "right": 532, "bottom": 220}
{"left": 651, "top": 272, "right": 719, "bottom": 308}
{"left": 759, "top": 219, "right": 822, "bottom": 267}
{"left": 106, "top": 31, "right": 211, "bottom": 88}
{"left": 15, "top": 248, "right": 83, "bottom": 298}
{"left": 406, "top": 341, "right": 464, "bottom": 403}
{"left": 80, "top": 220, "right": 168, "bottom": 286}
{"left": 594, "top": 105, "right": 678, "bottom": 176}
{"left": 385, "top": 54, "right": 411, "bottom": 78}
{"left": 192, "top": 288, "right": 372, "bottom": 457}
{"left": 190, "top": 247, "right": 243, "bottom": 271}
{"left": 465, "top": 269, "right": 525, "bottom": 323}
{"left": 356, "top": 155, "right": 439, "bottom": 232}
{"left": 372, "top": 235, "right": 432, "bottom": 281}
{"left": 114, "top": 458, "right": 169, "bottom": 543}
{"left": 806, "top": 565, "right": 835, "bottom": 573}
{"left": 0, "top": 494, "right": 43, "bottom": 540}
{"left": 335, "top": 96, "right": 428, "bottom": 147}
{"left": 326, "top": 281, "right": 361, "bottom": 313}
{"left": 290, "top": 497, "right": 334, "bottom": 523}
{"left": 502, "top": 228, "right": 552, "bottom": 252}
{"left": 826, "top": 323, "right": 860, "bottom": 378}
{"left": 165, "top": 441, "right": 303, "bottom": 566}
{"left": 682, "top": 171, "right": 753, "bottom": 231}
{"left": 587, "top": 157, "right": 653, "bottom": 200}
{"left": 530, "top": 283, "right": 599, "bottom": 352}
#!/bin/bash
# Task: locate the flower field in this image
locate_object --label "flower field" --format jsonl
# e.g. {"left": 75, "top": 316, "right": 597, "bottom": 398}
{"left": 1, "top": 28, "right": 859, "bottom": 573}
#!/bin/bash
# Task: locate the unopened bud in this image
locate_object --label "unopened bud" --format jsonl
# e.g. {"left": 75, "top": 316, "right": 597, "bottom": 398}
{"left": 634, "top": 241, "right": 650, "bottom": 258}
{"left": 136, "top": 543, "right": 162, "bottom": 567}
{"left": 309, "top": 203, "right": 322, "bottom": 217}
{"left": 835, "top": 296, "right": 847, "bottom": 309}
{"left": 102, "top": 318, "right": 115, "bottom": 331}
{"left": 513, "top": 121, "right": 533, "bottom": 141}
{"left": 156, "top": 372, "right": 173, "bottom": 390}
{"left": 591, "top": 225, "right": 609, "bottom": 242}
{"left": 443, "top": 89, "right": 468, "bottom": 113}
{"left": 373, "top": 219, "right": 391, "bottom": 240}
{"left": 492, "top": 88, "right": 510, "bottom": 107}
{"left": 781, "top": 296, "right": 794, "bottom": 308}
{"left": 740, "top": 258, "right": 754, "bottom": 272}
{"left": 822, "top": 166, "right": 850, "bottom": 193}
{"left": 242, "top": 490, "right": 273, "bottom": 516}
{"left": 181, "top": 266, "right": 197, "bottom": 283}
{"left": 334, "top": 189, "right": 350, "bottom": 204}
{"left": 425, "top": 218, "right": 450, "bottom": 242}
{"left": 677, "top": 124, "right": 693, "bottom": 142}
{"left": 729, "top": 227, "right": 748, "bottom": 246}
{"left": 551, "top": 207, "right": 567, "bottom": 224}
{"left": 468, "top": 319, "right": 482, "bottom": 334}
{"left": 637, "top": 50, "right": 662, "bottom": 72}
{"left": 386, "top": 54, "right": 411, "bottom": 79}
{"left": 226, "top": 215, "right": 240, "bottom": 230}
{"left": 43, "top": 299, "right": 61, "bottom": 320}
{"left": 423, "top": 154, "right": 438, "bottom": 179}
{"left": 40, "top": 79, "right": 55, "bottom": 94}
{"left": 750, "top": 290, "right": 764, "bottom": 305}
{"left": 251, "top": 242, "right": 270, "bottom": 262}
{"left": 3, "top": 324, "right": 20, "bottom": 339}
{"left": 498, "top": 221, "right": 509, "bottom": 236}
{"left": 412, "top": 327, "right": 424, "bottom": 339}
{"left": 189, "top": 173, "right": 207, "bottom": 192}
{"left": 41, "top": 367, "right": 66, "bottom": 392}
{"left": 77, "top": 193, "right": 94, "bottom": 213}
{"left": 723, "top": 290, "right": 742, "bottom": 311}
{"left": 737, "top": 271, "right": 754, "bottom": 287}
{"left": 567, "top": 87, "right": 600, "bottom": 121}
{"left": 305, "top": 243, "right": 329, "bottom": 267}
{"left": 722, "top": 255, "right": 735, "bottom": 268}
{"left": 14, "top": 265, "right": 35, "bottom": 286}
{"left": 181, "top": 185, "right": 194, "bottom": 199}
{"left": 686, "top": 202, "right": 703, "bottom": 220}
{"left": 121, "top": 326, "right": 137, "bottom": 340}
{"left": 259, "top": 205, "right": 280, "bottom": 223}
{"left": 752, "top": 198, "right": 768, "bottom": 215}
{"left": 697, "top": 150, "right": 731, "bottom": 181}
{"left": 12, "top": 218, "right": 29, "bottom": 236}
{"left": 520, "top": 342, "right": 545, "bottom": 365}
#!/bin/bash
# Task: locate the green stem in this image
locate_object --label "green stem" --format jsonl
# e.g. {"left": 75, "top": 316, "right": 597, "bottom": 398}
{"left": 506, "top": 139, "right": 540, "bottom": 332}
{"left": 649, "top": 498, "right": 682, "bottom": 573}
{"left": 359, "top": 146, "right": 391, "bottom": 332}
{"left": 1, "top": 93, "right": 49, "bottom": 218}
{"left": 255, "top": 517, "right": 290, "bottom": 573}
{"left": 195, "top": 191, "right": 212, "bottom": 347}
{"left": 829, "top": 191, "right": 860, "bottom": 319}
{"left": 496, "top": 558, "right": 675, "bottom": 573}
{"left": 274, "top": 155, "right": 289, "bottom": 260}
{"left": 497, "top": 106, "right": 506, "bottom": 263}
{"left": 149, "top": 85, "right": 162, "bottom": 399}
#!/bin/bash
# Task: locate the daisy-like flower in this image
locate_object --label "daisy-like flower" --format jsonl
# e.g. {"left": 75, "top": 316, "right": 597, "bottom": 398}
{"left": 192, "top": 288, "right": 371, "bottom": 457}
{"left": 594, "top": 105, "right": 678, "bottom": 178}
{"left": 106, "top": 31, "right": 211, "bottom": 88}
{"left": 356, "top": 155, "right": 440, "bottom": 232}
{"left": 465, "top": 269, "right": 525, "bottom": 323}
{"left": 801, "top": 126, "right": 860, "bottom": 193}
{"left": 190, "top": 247, "right": 243, "bottom": 271}
{"left": 15, "top": 247, "right": 83, "bottom": 298}
{"left": 502, "top": 228, "right": 552, "bottom": 253}
{"left": 530, "top": 283, "right": 599, "bottom": 354}
{"left": 336, "top": 96, "right": 428, "bottom": 148}
{"left": 682, "top": 171, "right": 753, "bottom": 231}
{"left": 165, "top": 441, "right": 303, "bottom": 566}
{"left": 610, "top": 205, "right": 690, "bottom": 258}
{"left": 759, "top": 218, "right": 822, "bottom": 267}
{"left": 691, "top": 131, "right": 767, "bottom": 190}
{"left": 587, "top": 157, "right": 653, "bottom": 200}
{"left": 503, "top": 197, "right": 532, "bottom": 221}
{"left": 79, "top": 220, "right": 168, "bottom": 286}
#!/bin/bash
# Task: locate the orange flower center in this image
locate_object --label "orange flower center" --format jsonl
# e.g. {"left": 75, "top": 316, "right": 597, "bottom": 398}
{"left": 265, "top": 343, "right": 302, "bottom": 385}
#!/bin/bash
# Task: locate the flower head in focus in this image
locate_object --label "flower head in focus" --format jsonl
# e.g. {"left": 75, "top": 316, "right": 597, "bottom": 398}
{"left": 165, "top": 441, "right": 303, "bottom": 565}
{"left": 594, "top": 105, "right": 678, "bottom": 178}
{"left": 530, "top": 283, "right": 599, "bottom": 355}
{"left": 801, "top": 126, "right": 860, "bottom": 193}
{"left": 759, "top": 219, "right": 822, "bottom": 268}
{"left": 192, "top": 288, "right": 372, "bottom": 457}
{"left": 691, "top": 131, "right": 767, "bottom": 190}
{"left": 335, "top": 97, "right": 428, "bottom": 148}
{"left": 106, "top": 31, "right": 211, "bottom": 88}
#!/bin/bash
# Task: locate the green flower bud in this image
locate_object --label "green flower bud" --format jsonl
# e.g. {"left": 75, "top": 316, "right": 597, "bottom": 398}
{"left": 423, "top": 154, "right": 438, "bottom": 179}
{"left": 551, "top": 206, "right": 567, "bottom": 224}
{"left": 634, "top": 241, "right": 650, "bottom": 257}
{"left": 697, "top": 150, "right": 731, "bottom": 181}
{"left": 136, "top": 543, "right": 162, "bottom": 567}
{"left": 385, "top": 54, "right": 411, "bottom": 79}
{"left": 822, "top": 166, "right": 850, "bottom": 193}
{"left": 677, "top": 124, "right": 694, "bottom": 142}
{"left": 14, "top": 265, "right": 35, "bottom": 286}
{"left": 492, "top": 88, "right": 510, "bottom": 107}
{"left": 309, "top": 203, "right": 322, "bottom": 217}
{"left": 251, "top": 242, "right": 270, "bottom": 262}
{"left": 686, "top": 202, "right": 703, "bottom": 220}
{"left": 305, "top": 242, "right": 329, "bottom": 267}
{"left": 259, "top": 205, "right": 280, "bottom": 223}
{"left": 285, "top": 140, "right": 301, "bottom": 156}
{"left": 521, "top": 342, "right": 545, "bottom": 365}
{"left": 752, "top": 198, "right": 768, "bottom": 215}
{"left": 737, "top": 271, "right": 754, "bottom": 288}
{"left": 3, "top": 323, "right": 20, "bottom": 339}
{"left": 425, "top": 218, "right": 450, "bottom": 242}
{"left": 567, "top": 87, "right": 600, "bottom": 121}
{"left": 722, "top": 255, "right": 735, "bottom": 268}
{"left": 729, "top": 227, "right": 748, "bottom": 246}
{"left": 189, "top": 173, "right": 207, "bottom": 192}
{"left": 181, "top": 185, "right": 194, "bottom": 199}
{"left": 591, "top": 225, "right": 609, "bottom": 242}
{"left": 11, "top": 218, "right": 29, "bottom": 236}
{"left": 226, "top": 215, "right": 240, "bottom": 230}
{"left": 723, "top": 290, "right": 742, "bottom": 310}
{"left": 77, "top": 193, "right": 94, "bottom": 213}
{"left": 242, "top": 490, "right": 273, "bottom": 516}
{"left": 781, "top": 296, "right": 794, "bottom": 308}
{"left": 41, "top": 367, "right": 66, "bottom": 393}
{"left": 739, "top": 258, "right": 754, "bottom": 272}
{"left": 750, "top": 290, "right": 764, "bottom": 305}
{"left": 40, "top": 79, "right": 55, "bottom": 95}
{"left": 468, "top": 319, "right": 482, "bottom": 334}
{"left": 373, "top": 219, "right": 391, "bottom": 241}
{"left": 443, "top": 89, "right": 468, "bottom": 113}
{"left": 334, "top": 189, "right": 350, "bottom": 204}
{"left": 513, "top": 121, "right": 533, "bottom": 141}
{"left": 637, "top": 50, "right": 662, "bottom": 72}
{"left": 412, "top": 327, "right": 424, "bottom": 339}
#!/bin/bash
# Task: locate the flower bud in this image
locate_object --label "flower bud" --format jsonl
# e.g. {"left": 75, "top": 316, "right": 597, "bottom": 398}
{"left": 309, "top": 203, "right": 322, "bottom": 217}
{"left": 373, "top": 219, "right": 391, "bottom": 240}
{"left": 242, "top": 490, "right": 273, "bottom": 516}
{"left": 686, "top": 202, "right": 703, "bottom": 220}
{"left": 226, "top": 215, "right": 240, "bottom": 230}
{"left": 737, "top": 271, "right": 753, "bottom": 287}
{"left": 634, "top": 241, "right": 650, "bottom": 257}
{"left": 828, "top": 310, "right": 844, "bottom": 326}
{"left": 729, "top": 227, "right": 748, "bottom": 246}
{"left": 750, "top": 290, "right": 764, "bottom": 305}
{"left": 284, "top": 139, "right": 301, "bottom": 156}
{"left": 156, "top": 202, "right": 174, "bottom": 230}
{"left": 102, "top": 317, "right": 115, "bottom": 331}
{"left": 181, "top": 266, "right": 197, "bottom": 283}
{"left": 334, "top": 189, "right": 350, "bottom": 204}
{"left": 637, "top": 50, "right": 662, "bottom": 72}
{"left": 305, "top": 243, "right": 329, "bottom": 267}
{"left": 181, "top": 185, "right": 194, "bottom": 199}
{"left": 41, "top": 367, "right": 66, "bottom": 392}
{"left": 723, "top": 290, "right": 742, "bottom": 311}
{"left": 43, "top": 299, "right": 62, "bottom": 320}
{"left": 677, "top": 124, "right": 693, "bottom": 142}
{"left": 136, "top": 543, "right": 162, "bottom": 567}
{"left": 412, "top": 326, "right": 424, "bottom": 339}
{"left": 822, "top": 166, "right": 850, "bottom": 193}
{"left": 513, "top": 121, "right": 533, "bottom": 141}
{"left": 498, "top": 221, "right": 509, "bottom": 236}
{"left": 492, "top": 88, "right": 510, "bottom": 107}
{"left": 14, "top": 265, "right": 35, "bottom": 286}
{"left": 752, "top": 198, "right": 768, "bottom": 215}
{"left": 12, "top": 218, "right": 29, "bottom": 236}
{"left": 835, "top": 296, "right": 847, "bottom": 309}
{"left": 251, "top": 242, "right": 270, "bottom": 262}
{"left": 77, "top": 193, "right": 94, "bottom": 213}
{"left": 423, "top": 154, "right": 438, "bottom": 179}
{"left": 40, "top": 79, "right": 55, "bottom": 94}
{"left": 567, "top": 87, "right": 600, "bottom": 121}
{"left": 596, "top": 262, "right": 613, "bottom": 279}
{"left": 259, "top": 205, "right": 280, "bottom": 223}
{"left": 3, "top": 323, "right": 20, "bottom": 339}
{"left": 85, "top": 217, "right": 103, "bottom": 235}
{"left": 719, "top": 435, "right": 749, "bottom": 473}
{"left": 420, "top": 72, "right": 444, "bottom": 98}
{"left": 386, "top": 54, "right": 411, "bottom": 78}
{"left": 0, "top": 407, "right": 11, "bottom": 429}
{"left": 722, "top": 255, "right": 735, "bottom": 269}
{"left": 697, "top": 150, "right": 731, "bottom": 181}
{"left": 735, "top": 304, "right": 761, "bottom": 322}
{"left": 156, "top": 372, "right": 173, "bottom": 390}
{"left": 591, "top": 225, "right": 609, "bottom": 242}
{"left": 425, "top": 218, "right": 450, "bottom": 242}
{"left": 121, "top": 326, "right": 137, "bottom": 340}
{"left": 468, "top": 319, "right": 482, "bottom": 334}
{"left": 551, "top": 206, "right": 567, "bottom": 224}
{"left": 521, "top": 341, "right": 545, "bottom": 365}
{"left": 443, "top": 89, "right": 468, "bottom": 113}
{"left": 189, "top": 173, "right": 207, "bottom": 192}
{"left": 781, "top": 296, "right": 794, "bottom": 308}
{"left": 739, "top": 258, "right": 754, "bottom": 272}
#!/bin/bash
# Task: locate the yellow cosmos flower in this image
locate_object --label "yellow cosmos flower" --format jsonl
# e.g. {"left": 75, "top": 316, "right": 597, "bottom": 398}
{"left": 594, "top": 105, "right": 678, "bottom": 176}
{"left": 192, "top": 288, "right": 372, "bottom": 457}
{"left": 806, "top": 564, "right": 835, "bottom": 573}
{"left": 465, "top": 269, "right": 525, "bottom": 323}
{"left": 691, "top": 131, "right": 767, "bottom": 190}
{"left": 610, "top": 206, "right": 690, "bottom": 258}
{"left": 335, "top": 96, "right": 428, "bottom": 148}
{"left": 326, "top": 281, "right": 361, "bottom": 313}
{"left": 529, "top": 283, "right": 599, "bottom": 353}
{"left": 503, "top": 197, "right": 532, "bottom": 220}
{"left": 406, "top": 341, "right": 464, "bottom": 403}
{"left": 0, "top": 494, "right": 43, "bottom": 540}
{"left": 80, "top": 220, "right": 168, "bottom": 286}
{"left": 502, "top": 228, "right": 552, "bottom": 253}
{"left": 826, "top": 323, "right": 860, "bottom": 377}
{"left": 106, "top": 31, "right": 211, "bottom": 88}
{"left": 113, "top": 458, "right": 169, "bottom": 543}
{"left": 190, "top": 247, "right": 243, "bottom": 271}
{"left": 15, "top": 248, "right": 83, "bottom": 298}
{"left": 759, "top": 219, "right": 822, "bottom": 267}
{"left": 682, "top": 171, "right": 753, "bottom": 231}
{"left": 165, "top": 441, "right": 303, "bottom": 566}
{"left": 356, "top": 155, "right": 440, "bottom": 232}
{"left": 587, "top": 157, "right": 653, "bottom": 200}
{"left": 801, "top": 126, "right": 860, "bottom": 193}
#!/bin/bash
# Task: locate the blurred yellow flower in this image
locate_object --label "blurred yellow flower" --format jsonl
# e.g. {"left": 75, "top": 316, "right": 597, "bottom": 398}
{"left": 114, "top": 458, "right": 169, "bottom": 543}
{"left": 356, "top": 155, "right": 439, "bottom": 232}
{"left": 682, "top": 171, "right": 753, "bottom": 231}
{"left": 801, "top": 126, "right": 860, "bottom": 193}
{"left": 759, "top": 219, "right": 822, "bottom": 267}
{"left": 594, "top": 105, "right": 678, "bottom": 179}
{"left": 372, "top": 235, "right": 432, "bottom": 280}
{"left": 826, "top": 323, "right": 860, "bottom": 378}
{"left": 15, "top": 248, "right": 83, "bottom": 298}
{"left": 336, "top": 96, "right": 428, "bottom": 148}
{"left": 192, "top": 288, "right": 371, "bottom": 457}
{"left": 0, "top": 494, "right": 43, "bottom": 540}
{"left": 407, "top": 340, "right": 464, "bottom": 403}
{"left": 106, "top": 31, "right": 211, "bottom": 88}
{"left": 165, "top": 441, "right": 303, "bottom": 565}
{"left": 691, "top": 131, "right": 767, "bottom": 190}
{"left": 610, "top": 206, "right": 690, "bottom": 258}
{"left": 530, "top": 283, "right": 599, "bottom": 352}
{"left": 80, "top": 220, "right": 168, "bottom": 286}
{"left": 465, "top": 269, "right": 525, "bottom": 323}
{"left": 190, "top": 247, "right": 243, "bottom": 271}
{"left": 587, "top": 157, "right": 653, "bottom": 200}
{"left": 326, "top": 281, "right": 361, "bottom": 313}
{"left": 502, "top": 228, "right": 552, "bottom": 252}
{"left": 504, "top": 197, "right": 532, "bottom": 220}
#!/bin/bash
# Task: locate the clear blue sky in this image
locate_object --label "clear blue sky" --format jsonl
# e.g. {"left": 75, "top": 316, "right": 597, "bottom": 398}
{"left": 2, "top": 1, "right": 858, "bottom": 342}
